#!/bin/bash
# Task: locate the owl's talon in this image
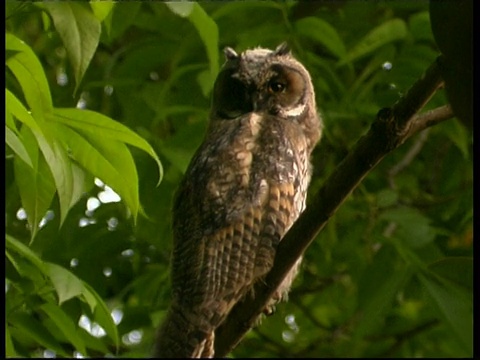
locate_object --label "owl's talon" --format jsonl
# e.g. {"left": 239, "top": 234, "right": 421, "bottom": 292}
{"left": 263, "top": 305, "right": 276, "bottom": 316}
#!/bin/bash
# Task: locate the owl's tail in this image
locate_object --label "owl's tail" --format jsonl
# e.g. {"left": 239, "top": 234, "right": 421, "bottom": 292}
{"left": 152, "top": 303, "right": 215, "bottom": 358}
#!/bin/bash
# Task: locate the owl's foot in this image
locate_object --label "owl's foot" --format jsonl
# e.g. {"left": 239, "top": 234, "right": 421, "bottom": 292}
{"left": 262, "top": 304, "right": 276, "bottom": 316}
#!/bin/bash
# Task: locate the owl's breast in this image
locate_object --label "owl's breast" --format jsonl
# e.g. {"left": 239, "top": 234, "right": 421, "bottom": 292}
{"left": 195, "top": 112, "right": 309, "bottom": 221}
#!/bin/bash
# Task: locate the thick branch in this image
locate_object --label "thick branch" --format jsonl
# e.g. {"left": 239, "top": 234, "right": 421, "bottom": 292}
{"left": 214, "top": 56, "right": 453, "bottom": 357}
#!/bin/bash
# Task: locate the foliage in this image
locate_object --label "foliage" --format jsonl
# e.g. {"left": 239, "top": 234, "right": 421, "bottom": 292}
{"left": 5, "top": 1, "right": 472, "bottom": 358}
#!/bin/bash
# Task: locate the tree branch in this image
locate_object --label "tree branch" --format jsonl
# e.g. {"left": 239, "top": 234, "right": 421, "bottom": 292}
{"left": 408, "top": 104, "right": 453, "bottom": 134}
{"left": 214, "top": 56, "right": 454, "bottom": 357}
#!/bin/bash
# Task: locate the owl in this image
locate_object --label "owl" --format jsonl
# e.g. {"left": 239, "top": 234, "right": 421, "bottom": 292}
{"left": 153, "top": 43, "right": 322, "bottom": 358}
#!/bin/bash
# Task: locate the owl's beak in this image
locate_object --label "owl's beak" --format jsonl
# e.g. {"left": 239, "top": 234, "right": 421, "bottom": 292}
{"left": 252, "top": 92, "right": 266, "bottom": 113}
{"left": 253, "top": 93, "right": 278, "bottom": 115}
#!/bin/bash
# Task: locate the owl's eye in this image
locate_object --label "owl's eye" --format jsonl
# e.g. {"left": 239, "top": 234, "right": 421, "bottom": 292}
{"left": 268, "top": 80, "right": 286, "bottom": 93}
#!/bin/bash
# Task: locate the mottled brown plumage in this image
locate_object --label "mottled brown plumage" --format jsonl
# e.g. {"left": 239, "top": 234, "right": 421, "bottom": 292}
{"left": 154, "top": 43, "right": 322, "bottom": 358}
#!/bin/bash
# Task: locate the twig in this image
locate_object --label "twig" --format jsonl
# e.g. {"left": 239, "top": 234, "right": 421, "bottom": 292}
{"left": 214, "top": 56, "right": 452, "bottom": 357}
{"left": 386, "top": 104, "right": 454, "bottom": 190}
{"left": 388, "top": 128, "right": 430, "bottom": 190}
{"left": 408, "top": 104, "right": 454, "bottom": 135}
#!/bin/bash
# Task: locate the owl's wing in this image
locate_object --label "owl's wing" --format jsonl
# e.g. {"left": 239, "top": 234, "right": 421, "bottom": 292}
{"left": 172, "top": 171, "right": 297, "bottom": 329}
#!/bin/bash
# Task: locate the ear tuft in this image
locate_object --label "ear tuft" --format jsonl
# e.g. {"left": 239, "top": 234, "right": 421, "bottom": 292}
{"left": 274, "top": 42, "right": 290, "bottom": 56}
{"left": 224, "top": 47, "right": 238, "bottom": 60}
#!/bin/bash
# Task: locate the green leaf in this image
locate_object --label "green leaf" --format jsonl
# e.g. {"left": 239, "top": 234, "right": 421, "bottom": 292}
{"left": 46, "top": 138, "right": 77, "bottom": 227}
{"left": 304, "top": 51, "right": 347, "bottom": 98}
{"left": 6, "top": 88, "right": 44, "bottom": 134}
{"left": 188, "top": 4, "right": 219, "bottom": 89}
{"left": 442, "top": 118, "right": 470, "bottom": 159}
{"left": 408, "top": 11, "right": 433, "bottom": 42}
{"left": 5, "top": 324, "right": 16, "bottom": 357}
{"left": 6, "top": 1, "right": 27, "bottom": 19}
{"left": 51, "top": 108, "right": 163, "bottom": 185}
{"left": 41, "top": 2, "right": 101, "bottom": 93}
{"left": 81, "top": 286, "right": 98, "bottom": 315}
{"left": 165, "top": 2, "right": 194, "bottom": 17}
{"left": 40, "top": 302, "right": 87, "bottom": 355}
{"left": 89, "top": 0, "right": 115, "bottom": 22}
{"left": 167, "top": 3, "right": 219, "bottom": 92}
{"left": 77, "top": 327, "right": 110, "bottom": 353}
{"left": 82, "top": 283, "right": 119, "bottom": 349}
{"left": 376, "top": 188, "right": 399, "bottom": 208}
{"left": 339, "top": 19, "right": 407, "bottom": 65}
{"left": 428, "top": 257, "right": 473, "bottom": 292}
{"left": 47, "top": 263, "right": 84, "bottom": 305}
{"left": 197, "top": 69, "right": 214, "bottom": 98}
{"left": 68, "top": 162, "right": 94, "bottom": 211}
{"left": 32, "top": 126, "right": 75, "bottom": 228}
{"left": 418, "top": 273, "right": 472, "bottom": 355}
{"left": 355, "top": 246, "right": 411, "bottom": 339}
{"left": 50, "top": 122, "right": 140, "bottom": 221}
{"left": 210, "top": 1, "right": 284, "bottom": 20}
{"left": 6, "top": 234, "right": 118, "bottom": 352}
{"left": 294, "top": 17, "right": 347, "bottom": 59}
{"left": 5, "top": 234, "right": 47, "bottom": 274}
{"left": 7, "top": 89, "right": 76, "bottom": 227}
{"left": 5, "top": 33, "right": 53, "bottom": 119}
{"left": 14, "top": 126, "right": 56, "bottom": 239}
{"left": 8, "top": 312, "right": 69, "bottom": 357}
{"left": 380, "top": 206, "right": 436, "bottom": 248}
{"left": 6, "top": 249, "right": 47, "bottom": 285}
{"left": 391, "top": 239, "right": 473, "bottom": 356}
{"left": 107, "top": 1, "right": 141, "bottom": 41}
{"left": 6, "top": 125, "right": 33, "bottom": 168}
{"left": 41, "top": 9, "right": 52, "bottom": 31}
{"left": 5, "top": 99, "right": 17, "bottom": 130}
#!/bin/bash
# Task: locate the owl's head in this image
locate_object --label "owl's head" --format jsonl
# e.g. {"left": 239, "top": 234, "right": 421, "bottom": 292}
{"left": 211, "top": 43, "right": 318, "bottom": 127}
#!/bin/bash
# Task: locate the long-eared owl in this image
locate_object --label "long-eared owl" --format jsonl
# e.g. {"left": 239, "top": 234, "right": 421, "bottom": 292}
{"left": 154, "top": 43, "right": 322, "bottom": 358}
